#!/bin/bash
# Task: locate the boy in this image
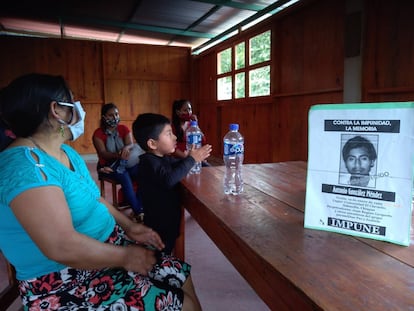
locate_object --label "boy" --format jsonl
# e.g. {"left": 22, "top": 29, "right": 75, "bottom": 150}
{"left": 132, "top": 113, "right": 212, "bottom": 255}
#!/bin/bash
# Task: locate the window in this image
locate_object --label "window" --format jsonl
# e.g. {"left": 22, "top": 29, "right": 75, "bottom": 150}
{"left": 217, "top": 47, "right": 232, "bottom": 74}
{"left": 217, "top": 30, "right": 271, "bottom": 101}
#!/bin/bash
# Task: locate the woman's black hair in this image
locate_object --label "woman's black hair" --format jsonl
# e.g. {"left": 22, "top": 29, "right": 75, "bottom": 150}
{"left": 0, "top": 73, "right": 72, "bottom": 138}
{"left": 171, "top": 99, "right": 189, "bottom": 142}
{"left": 100, "top": 103, "right": 118, "bottom": 128}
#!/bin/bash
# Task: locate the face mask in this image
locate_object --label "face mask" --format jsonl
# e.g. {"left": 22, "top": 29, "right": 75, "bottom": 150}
{"left": 104, "top": 116, "right": 120, "bottom": 128}
{"left": 58, "top": 101, "right": 86, "bottom": 141}
{"left": 179, "top": 112, "right": 192, "bottom": 121}
{"left": 68, "top": 101, "right": 86, "bottom": 141}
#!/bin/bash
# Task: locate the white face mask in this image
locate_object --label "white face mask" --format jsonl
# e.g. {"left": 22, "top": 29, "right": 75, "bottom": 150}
{"left": 58, "top": 101, "right": 86, "bottom": 141}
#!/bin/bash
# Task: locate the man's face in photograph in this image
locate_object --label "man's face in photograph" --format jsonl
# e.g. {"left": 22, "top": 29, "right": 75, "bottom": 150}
{"left": 345, "top": 146, "right": 375, "bottom": 176}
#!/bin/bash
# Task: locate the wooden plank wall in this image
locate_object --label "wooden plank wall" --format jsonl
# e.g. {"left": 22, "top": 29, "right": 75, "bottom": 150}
{"left": 362, "top": 0, "right": 414, "bottom": 102}
{"left": 0, "top": 38, "right": 191, "bottom": 154}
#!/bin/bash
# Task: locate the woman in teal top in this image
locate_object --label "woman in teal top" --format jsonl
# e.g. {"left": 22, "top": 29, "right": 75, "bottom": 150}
{"left": 0, "top": 73, "right": 201, "bottom": 311}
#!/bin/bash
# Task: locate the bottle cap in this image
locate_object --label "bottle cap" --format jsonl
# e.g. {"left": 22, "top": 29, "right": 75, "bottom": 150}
{"left": 229, "top": 123, "right": 239, "bottom": 131}
{"left": 190, "top": 121, "right": 198, "bottom": 126}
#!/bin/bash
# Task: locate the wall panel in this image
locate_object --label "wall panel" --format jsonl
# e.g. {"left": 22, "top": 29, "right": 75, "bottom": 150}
{"left": 103, "top": 79, "right": 160, "bottom": 119}
{"left": 0, "top": 39, "right": 37, "bottom": 87}
{"left": 159, "top": 81, "right": 190, "bottom": 118}
{"left": 274, "top": 91, "right": 343, "bottom": 161}
{"left": 102, "top": 42, "right": 191, "bottom": 130}
{"left": 194, "top": 53, "right": 217, "bottom": 154}
{"left": 363, "top": 0, "right": 414, "bottom": 102}
{"left": 0, "top": 37, "right": 191, "bottom": 154}
{"left": 275, "top": 0, "right": 344, "bottom": 94}
{"left": 218, "top": 103, "right": 276, "bottom": 164}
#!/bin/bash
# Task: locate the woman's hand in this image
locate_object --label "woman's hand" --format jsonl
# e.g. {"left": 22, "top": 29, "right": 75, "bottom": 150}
{"left": 123, "top": 244, "right": 157, "bottom": 275}
{"left": 190, "top": 114, "right": 198, "bottom": 121}
{"left": 98, "top": 166, "right": 114, "bottom": 173}
{"left": 119, "top": 146, "right": 131, "bottom": 159}
{"left": 125, "top": 223, "right": 165, "bottom": 251}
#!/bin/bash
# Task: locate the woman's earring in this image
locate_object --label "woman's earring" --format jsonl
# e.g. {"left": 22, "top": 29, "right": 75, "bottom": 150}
{"left": 59, "top": 124, "right": 65, "bottom": 137}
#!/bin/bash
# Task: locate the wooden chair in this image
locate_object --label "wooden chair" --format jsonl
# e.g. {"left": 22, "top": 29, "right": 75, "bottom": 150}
{"left": 99, "top": 175, "right": 144, "bottom": 223}
{"left": 0, "top": 256, "right": 20, "bottom": 311}
{"left": 99, "top": 175, "right": 131, "bottom": 210}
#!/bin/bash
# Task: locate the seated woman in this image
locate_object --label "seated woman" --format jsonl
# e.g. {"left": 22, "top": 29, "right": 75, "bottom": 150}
{"left": 171, "top": 99, "right": 210, "bottom": 166}
{"left": 92, "top": 103, "right": 143, "bottom": 214}
{"left": 0, "top": 73, "right": 201, "bottom": 310}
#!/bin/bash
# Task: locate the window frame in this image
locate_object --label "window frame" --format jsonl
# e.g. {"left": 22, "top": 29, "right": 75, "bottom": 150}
{"left": 216, "top": 29, "right": 272, "bottom": 102}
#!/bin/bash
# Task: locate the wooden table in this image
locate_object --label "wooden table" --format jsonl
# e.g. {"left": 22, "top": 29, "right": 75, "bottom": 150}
{"left": 180, "top": 162, "right": 414, "bottom": 310}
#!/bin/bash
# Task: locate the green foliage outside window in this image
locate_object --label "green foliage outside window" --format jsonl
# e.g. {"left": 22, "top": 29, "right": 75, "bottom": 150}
{"left": 235, "top": 72, "right": 245, "bottom": 98}
{"left": 235, "top": 42, "right": 245, "bottom": 70}
{"left": 250, "top": 31, "right": 271, "bottom": 65}
{"left": 217, "top": 48, "right": 232, "bottom": 74}
{"left": 249, "top": 66, "right": 270, "bottom": 97}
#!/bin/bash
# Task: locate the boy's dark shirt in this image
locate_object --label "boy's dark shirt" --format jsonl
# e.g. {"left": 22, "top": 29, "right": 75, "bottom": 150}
{"left": 136, "top": 152, "right": 195, "bottom": 251}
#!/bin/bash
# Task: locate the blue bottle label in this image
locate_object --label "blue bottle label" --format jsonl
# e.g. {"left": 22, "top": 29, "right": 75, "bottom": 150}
{"left": 224, "top": 142, "right": 244, "bottom": 156}
{"left": 187, "top": 133, "right": 202, "bottom": 144}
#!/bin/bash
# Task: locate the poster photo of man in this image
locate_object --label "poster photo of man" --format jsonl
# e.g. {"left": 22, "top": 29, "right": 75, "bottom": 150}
{"left": 338, "top": 134, "right": 378, "bottom": 188}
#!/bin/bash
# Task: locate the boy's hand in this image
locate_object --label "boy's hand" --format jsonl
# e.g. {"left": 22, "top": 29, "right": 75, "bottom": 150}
{"left": 189, "top": 144, "right": 212, "bottom": 162}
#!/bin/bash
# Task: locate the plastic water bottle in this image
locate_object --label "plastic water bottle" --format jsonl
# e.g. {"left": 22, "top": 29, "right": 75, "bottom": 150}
{"left": 186, "top": 120, "right": 203, "bottom": 174}
{"left": 223, "top": 123, "right": 244, "bottom": 195}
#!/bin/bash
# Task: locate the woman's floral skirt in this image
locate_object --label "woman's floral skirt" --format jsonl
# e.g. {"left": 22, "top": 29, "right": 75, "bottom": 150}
{"left": 18, "top": 225, "right": 191, "bottom": 310}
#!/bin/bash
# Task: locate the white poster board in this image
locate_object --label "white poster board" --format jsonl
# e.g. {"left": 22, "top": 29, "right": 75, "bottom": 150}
{"left": 304, "top": 102, "right": 414, "bottom": 246}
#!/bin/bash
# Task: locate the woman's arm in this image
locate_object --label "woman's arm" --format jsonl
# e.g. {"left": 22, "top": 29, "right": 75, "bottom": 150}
{"left": 92, "top": 135, "right": 120, "bottom": 162}
{"left": 119, "top": 132, "right": 134, "bottom": 159}
{"left": 11, "top": 186, "right": 161, "bottom": 274}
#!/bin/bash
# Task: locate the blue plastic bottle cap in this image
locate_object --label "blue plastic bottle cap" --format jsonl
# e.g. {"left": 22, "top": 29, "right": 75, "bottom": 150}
{"left": 229, "top": 123, "right": 239, "bottom": 131}
{"left": 190, "top": 121, "right": 198, "bottom": 126}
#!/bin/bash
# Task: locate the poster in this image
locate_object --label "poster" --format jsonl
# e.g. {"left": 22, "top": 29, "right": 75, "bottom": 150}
{"left": 304, "top": 102, "right": 414, "bottom": 246}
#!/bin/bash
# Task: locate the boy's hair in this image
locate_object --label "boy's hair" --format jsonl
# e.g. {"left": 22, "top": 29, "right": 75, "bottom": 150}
{"left": 132, "top": 113, "right": 170, "bottom": 151}
{"left": 342, "top": 135, "right": 377, "bottom": 161}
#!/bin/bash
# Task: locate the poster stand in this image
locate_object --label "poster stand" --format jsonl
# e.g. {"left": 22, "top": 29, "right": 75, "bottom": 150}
{"left": 304, "top": 102, "right": 414, "bottom": 246}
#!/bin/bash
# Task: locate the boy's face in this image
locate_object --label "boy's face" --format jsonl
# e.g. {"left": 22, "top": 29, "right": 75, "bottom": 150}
{"left": 345, "top": 146, "right": 375, "bottom": 176}
{"left": 151, "top": 124, "right": 177, "bottom": 156}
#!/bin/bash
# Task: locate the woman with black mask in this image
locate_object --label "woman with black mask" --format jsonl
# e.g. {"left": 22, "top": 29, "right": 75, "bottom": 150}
{"left": 93, "top": 103, "right": 144, "bottom": 215}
